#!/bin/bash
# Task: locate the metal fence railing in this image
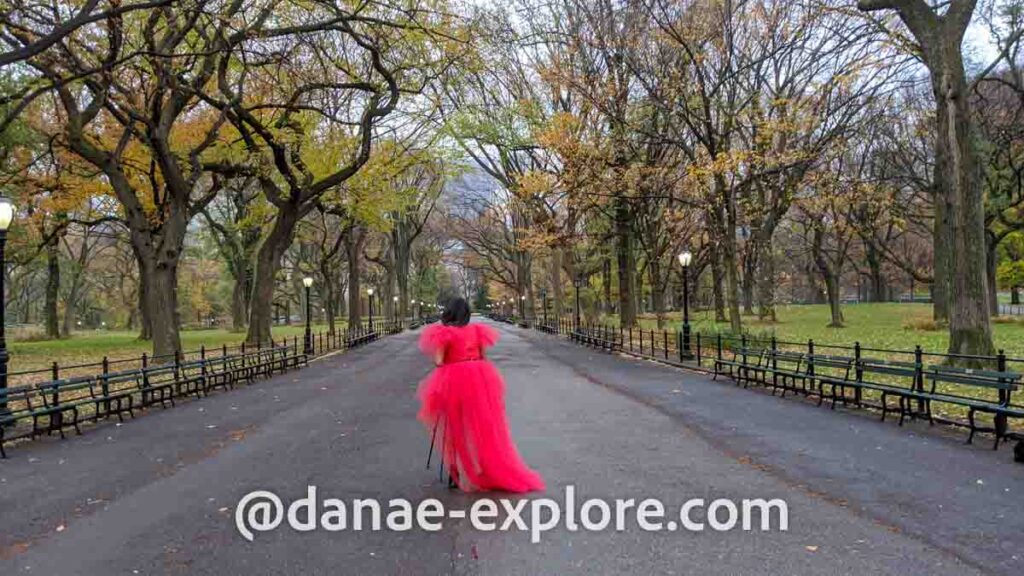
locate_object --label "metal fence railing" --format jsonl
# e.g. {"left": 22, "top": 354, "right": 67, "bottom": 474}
{"left": 520, "top": 316, "right": 1023, "bottom": 443}
{"left": 0, "top": 317, "right": 434, "bottom": 457}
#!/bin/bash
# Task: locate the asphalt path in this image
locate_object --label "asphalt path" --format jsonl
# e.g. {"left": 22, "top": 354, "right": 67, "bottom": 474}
{"left": 0, "top": 319, "right": 1021, "bottom": 575}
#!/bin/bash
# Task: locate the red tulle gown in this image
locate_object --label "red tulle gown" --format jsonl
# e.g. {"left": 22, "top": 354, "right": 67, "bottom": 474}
{"left": 417, "top": 322, "right": 545, "bottom": 493}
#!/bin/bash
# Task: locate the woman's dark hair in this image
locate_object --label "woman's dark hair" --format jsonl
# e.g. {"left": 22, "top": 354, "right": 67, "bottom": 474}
{"left": 441, "top": 297, "right": 472, "bottom": 327}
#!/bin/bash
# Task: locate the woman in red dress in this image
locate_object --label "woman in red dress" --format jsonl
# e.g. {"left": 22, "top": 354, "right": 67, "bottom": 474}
{"left": 417, "top": 297, "right": 545, "bottom": 493}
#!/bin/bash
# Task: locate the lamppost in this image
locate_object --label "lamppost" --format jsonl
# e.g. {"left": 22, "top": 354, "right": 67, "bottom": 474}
{"left": 367, "top": 288, "right": 375, "bottom": 331}
{"left": 678, "top": 250, "right": 693, "bottom": 360}
{"left": 574, "top": 273, "right": 583, "bottom": 329}
{"left": 302, "top": 276, "right": 314, "bottom": 355}
{"left": 520, "top": 294, "right": 526, "bottom": 321}
{"left": 0, "top": 197, "right": 12, "bottom": 418}
{"left": 392, "top": 295, "right": 398, "bottom": 324}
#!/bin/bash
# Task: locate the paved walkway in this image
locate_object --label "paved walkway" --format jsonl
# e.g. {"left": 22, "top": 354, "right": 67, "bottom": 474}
{"left": 0, "top": 321, "right": 1021, "bottom": 575}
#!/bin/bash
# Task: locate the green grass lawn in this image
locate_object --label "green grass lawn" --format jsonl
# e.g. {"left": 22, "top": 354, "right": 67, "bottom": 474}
{"left": 601, "top": 303, "right": 1024, "bottom": 359}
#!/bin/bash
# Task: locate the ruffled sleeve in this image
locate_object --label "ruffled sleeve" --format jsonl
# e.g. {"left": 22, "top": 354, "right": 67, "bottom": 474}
{"left": 419, "top": 324, "right": 450, "bottom": 356}
{"left": 475, "top": 323, "right": 499, "bottom": 348}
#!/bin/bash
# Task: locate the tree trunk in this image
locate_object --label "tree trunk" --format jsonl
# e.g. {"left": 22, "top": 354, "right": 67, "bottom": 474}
{"left": 649, "top": 258, "right": 666, "bottom": 328}
{"left": 1011, "top": 287, "right": 1020, "bottom": 305}
{"left": 345, "top": 226, "right": 367, "bottom": 328}
{"left": 930, "top": 42, "right": 993, "bottom": 355}
{"left": 324, "top": 289, "right": 337, "bottom": 335}
{"left": 825, "top": 273, "right": 844, "bottom": 327}
{"left": 395, "top": 234, "right": 411, "bottom": 321}
{"left": 985, "top": 231, "right": 998, "bottom": 317}
{"left": 710, "top": 242, "right": 727, "bottom": 322}
{"left": 866, "top": 243, "right": 886, "bottom": 303}
{"left": 246, "top": 208, "right": 300, "bottom": 345}
{"left": 742, "top": 246, "right": 755, "bottom": 316}
{"left": 755, "top": 228, "right": 776, "bottom": 321}
{"left": 45, "top": 240, "right": 60, "bottom": 339}
{"left": 601, "top": 253, "right": 612, "bottom": 314}
{"left": 932, "top": 187, "right": 951, "bottom": 321}
{"left": 719, "top": 178, "right": 742, "bottom": 333}
{"left": 383, "top": 257, "right": 397, "bottom": 321}
{"left": 550, "top": 250, "right": 564, "bottom": 321}
{"left": 614, "top": 196, "right": 636, "bottom": 325}
{"left": 138, "top": 266, "right": 151, "bottom": 338}
{"left": 231, "top": 277, "right": 247, "bottom": 332}
{"left": 137, "top": 253, "right": 182, "bottom": 359}
{"left": 812, "top": 226, "right": 843, "bottom": 327}
{"left": 804, "top": 263, "right": 822, "bottom": 304}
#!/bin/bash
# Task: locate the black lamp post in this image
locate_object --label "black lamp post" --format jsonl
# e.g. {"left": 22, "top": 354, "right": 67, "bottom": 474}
{"left": 0, "top": 197, "right": 11, "bottom": 418}
{"left": 678, "top": 250, "right": 693, "bottom": 360}
{"left": 392, "top": 295, "right": 398, "bottom": 324}
{"left": 302, "top": 276, "right": 313, "bottom": 355}
{"left": 574, "top": 273, "right": 582, "bottom": 329}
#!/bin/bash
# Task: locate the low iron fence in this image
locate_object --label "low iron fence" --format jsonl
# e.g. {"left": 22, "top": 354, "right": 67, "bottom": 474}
{"left": 0, "top": 317, "right": 422, "bottom": 457}
{"left": 526, "top": 317, "right": 1024, "bottom": 446}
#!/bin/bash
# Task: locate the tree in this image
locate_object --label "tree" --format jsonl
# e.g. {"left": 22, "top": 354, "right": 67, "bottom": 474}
{"left": 858, "top": 0, "right": 997, "bottom": 354}
{"left": 205, "top": 1, "right": 466, "bottom": 344}
{"left": 200, "top": 178, "right": 265, "bottom": 332}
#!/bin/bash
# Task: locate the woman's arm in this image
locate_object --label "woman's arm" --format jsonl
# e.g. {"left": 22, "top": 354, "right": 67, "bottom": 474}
{"left": 433, "top": 349, "right": 444, "bottom": 367}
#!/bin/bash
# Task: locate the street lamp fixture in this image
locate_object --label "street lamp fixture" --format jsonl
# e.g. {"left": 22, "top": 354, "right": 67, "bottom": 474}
{"left": 302, "top": 277, "right": 314, "bottom": 355}
{"left": 678, "top": 250, "right": 693, "bottom": 360}
{"left": 0, "top": 197, "right": 13, "bottom": 419}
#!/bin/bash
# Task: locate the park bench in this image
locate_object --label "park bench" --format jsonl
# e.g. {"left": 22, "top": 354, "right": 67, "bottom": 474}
{"left": 806, "top": 354, "right": 856, "bottom": 408}
{"left": 140, "top": 364, "right": 185, "bottom": 408}
{"left": 196, "top": 356, "right": 234, "bottom": 394}
{"left": 0, "top": 385, "right": 39, "bottom": 458}
{"left": 762, "top": 350, "right": 806, "bottom": 396}
{"left": 754, "top": 351, "right": 853, "bottom": 404}
{"left": 918, "top": 366, "right": 1023, "bottom": 449}
{"left": 94, "top": 369, "right": 143, "bottom": 421}
{"left": 269, "top": 345, "right": 306, "bottom": 373}
{"left": 34, "top": 376, "right": 94, "bottom": 438}
{"left": 253, "top": 348, "right": 277, "bottom": 380}
{"left": 853, "top": 358, "right": 922, "bottom": 424}
{"left": 0, "top": 344, "right": 319, "bottom": 459}
{"left": 714, "top": 347, "right": 766, "bottom": 387}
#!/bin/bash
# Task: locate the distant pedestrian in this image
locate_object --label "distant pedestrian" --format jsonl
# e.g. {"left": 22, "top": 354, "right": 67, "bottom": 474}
{"left": 417, "top": 297, "right": 544, "bottom": 493}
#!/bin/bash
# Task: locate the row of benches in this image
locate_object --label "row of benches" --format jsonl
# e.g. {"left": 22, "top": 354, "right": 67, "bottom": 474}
{"left": 0, "top": 322, "right": 398, "bottom": 459}
{"left": 555, "top": 325, "right": 1024, "bottom": 451}
{"left": 0, "top": 346, "right": 308, "bottom": 458}
{"left": 714, "top": 346, "right": 1024, "bottom": 450}
{"left": 0, "top": 324, "right": 398, "bottom": 459}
